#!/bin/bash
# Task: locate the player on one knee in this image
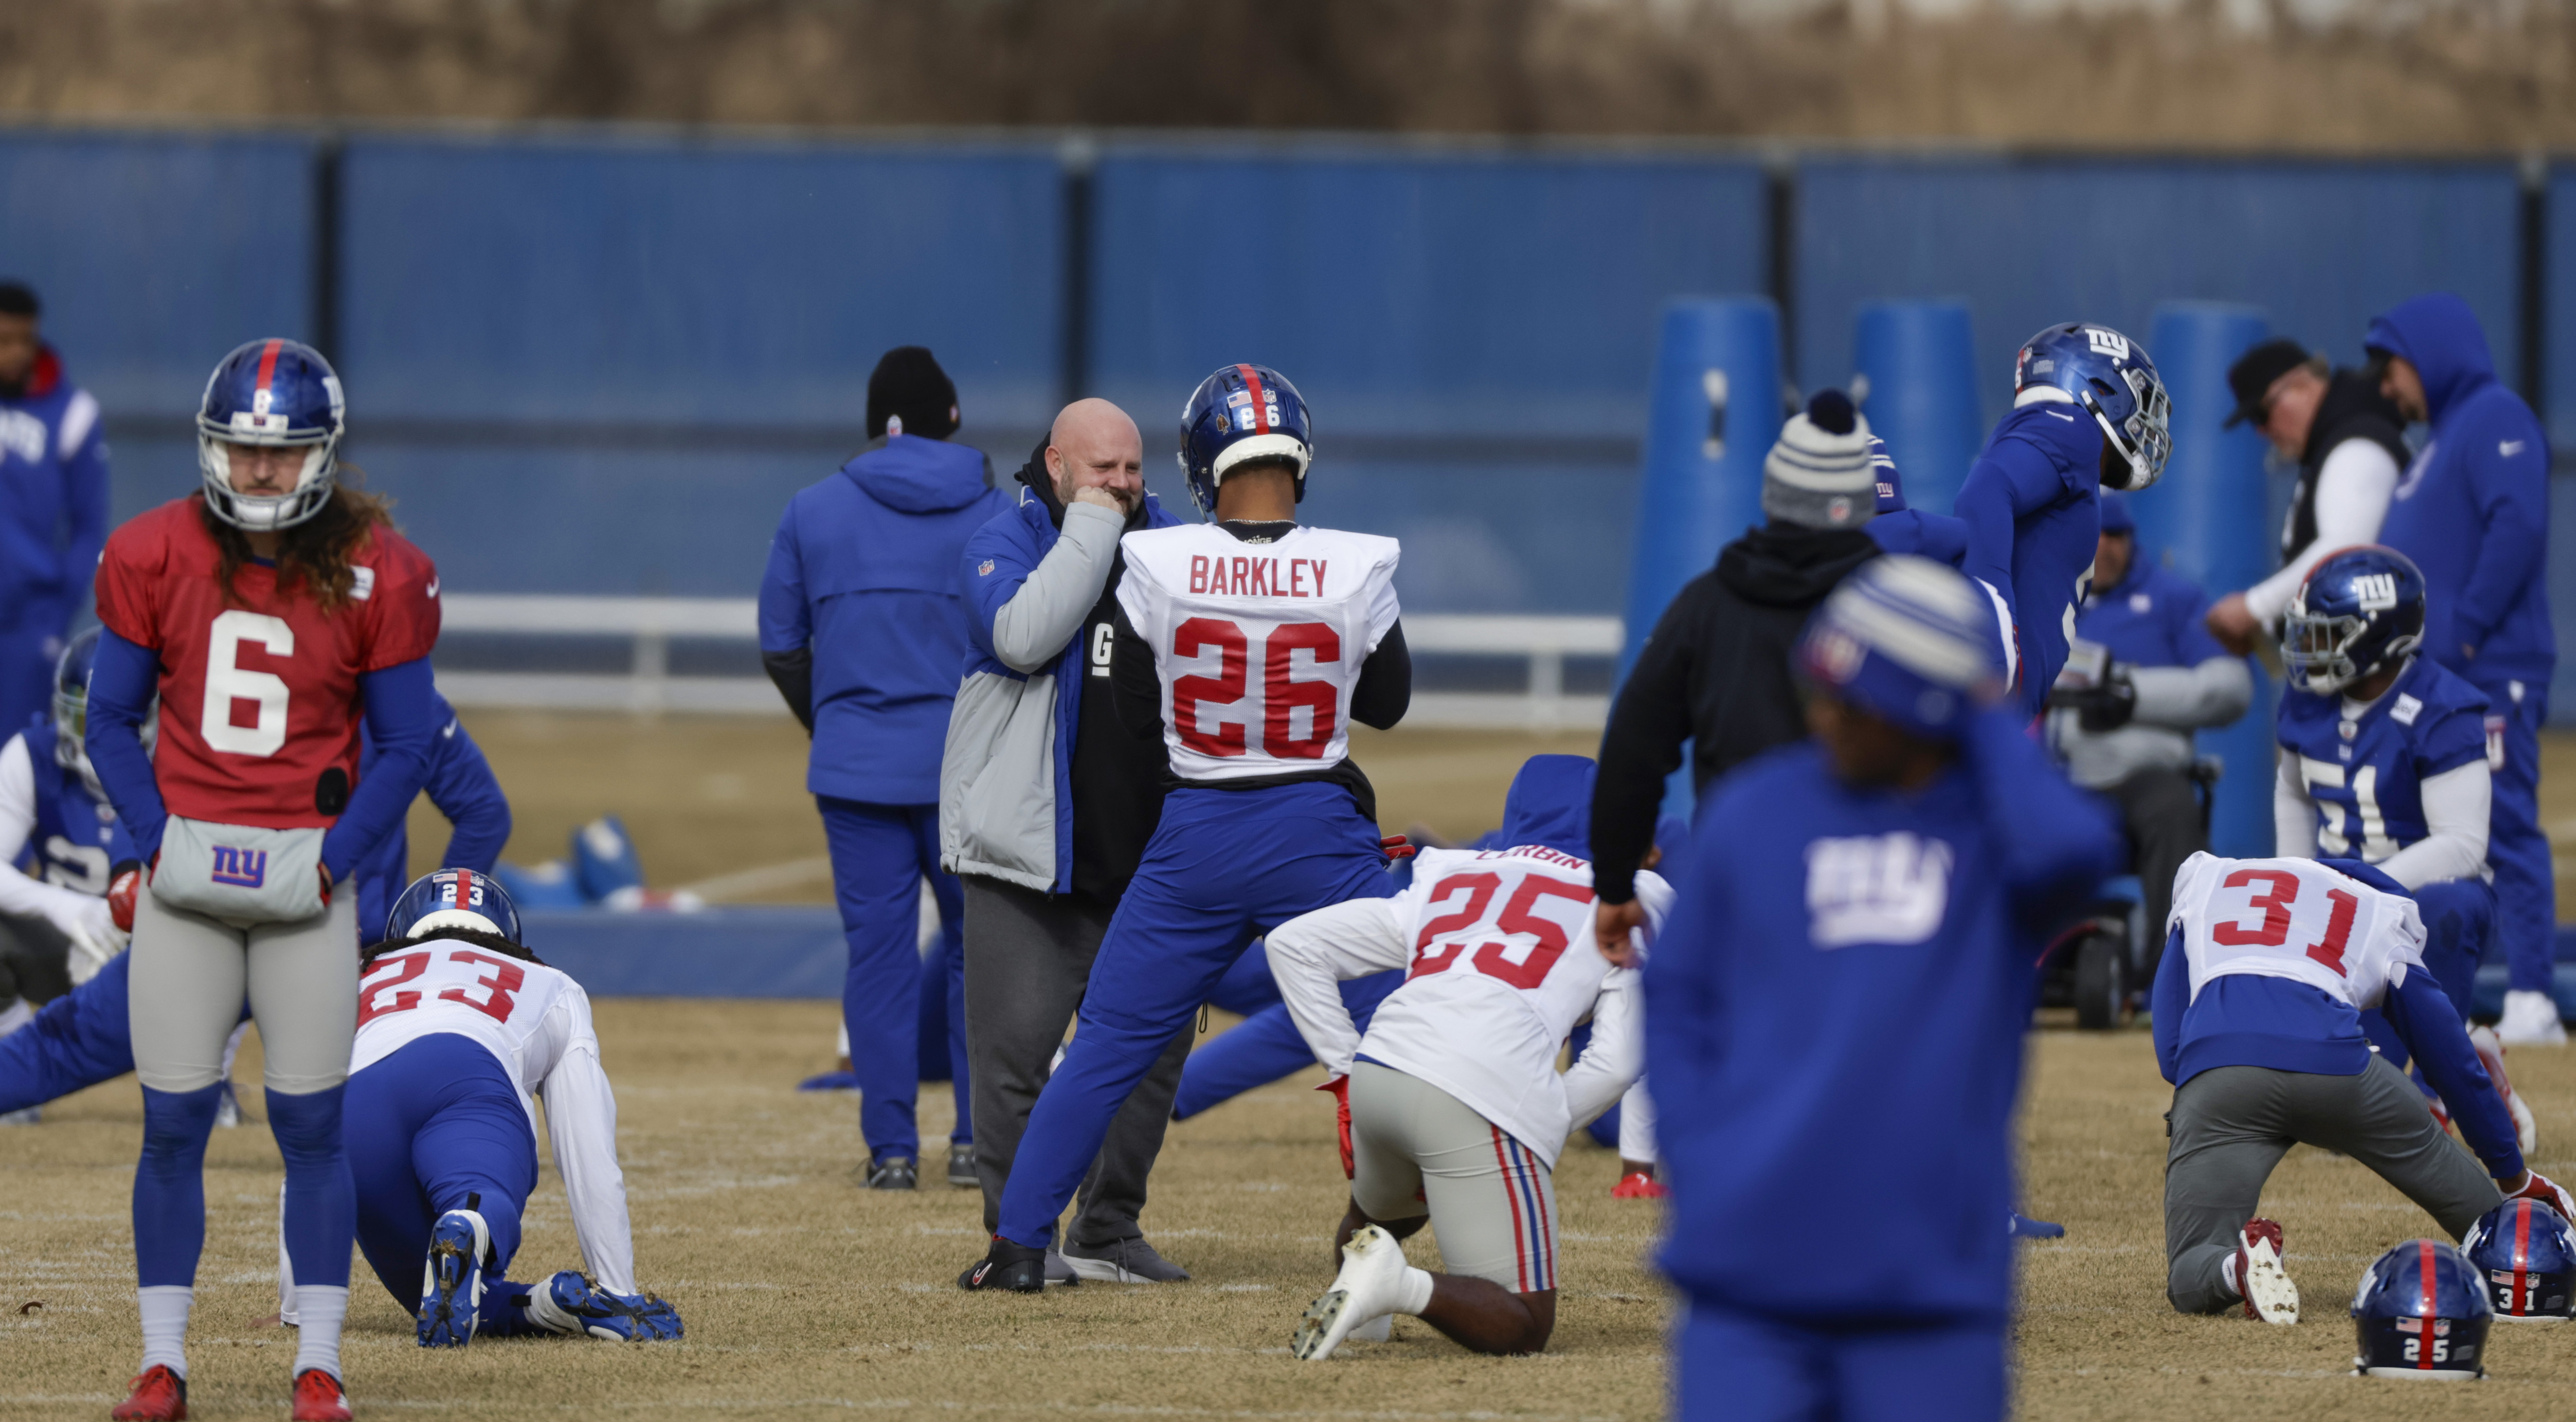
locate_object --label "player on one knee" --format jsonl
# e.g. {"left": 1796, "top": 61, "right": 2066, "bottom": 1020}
{"left": 1956, "top": 323, "right": 2171, "bottom": 719}
{"left": 1265, "top": 753, "right": 1669, "bottom": 1358}
{"left": 2155, "top": 851, "right": 2571, "bottom": 1323}
{"left": 89, "top": 339, "right": 444, "bottom": 1422}
{"left": 961, "top": 363, "right": 1411, "bottom": 1291}
{"left": 283, "top": 869, "right": 680, "bottom": 1347}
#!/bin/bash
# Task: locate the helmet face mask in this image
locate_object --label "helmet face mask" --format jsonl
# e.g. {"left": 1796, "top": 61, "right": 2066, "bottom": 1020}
{"left": 2280, "top": 546, "right": 2427, "bottom": 696}
{"left": 195, "top": 338, "right": 346, "bottom": 533}
{"left": 2015, "top": 323, "right": 2171, "bottom": 489}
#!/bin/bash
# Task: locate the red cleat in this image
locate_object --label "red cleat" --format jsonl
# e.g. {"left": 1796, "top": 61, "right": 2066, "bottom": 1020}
{"left": 291, "top": 1370, "right": 350, "bottom": 1422}
{"left": 110, "top": 1365, "right": 186, "bottom": 1421}
{"left": 1611, "top": 1171, "right": 1667, "bottom": 1200}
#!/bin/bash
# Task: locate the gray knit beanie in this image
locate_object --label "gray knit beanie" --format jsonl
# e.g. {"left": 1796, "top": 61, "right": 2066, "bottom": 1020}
{"left": 1763, "top": 389, "right": 1877, "bottom": 531}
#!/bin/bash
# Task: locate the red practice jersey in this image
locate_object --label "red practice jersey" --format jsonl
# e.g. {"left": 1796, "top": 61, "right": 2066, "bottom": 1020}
{"left": 92, "top": 497, "right": 441, "bottom": 829}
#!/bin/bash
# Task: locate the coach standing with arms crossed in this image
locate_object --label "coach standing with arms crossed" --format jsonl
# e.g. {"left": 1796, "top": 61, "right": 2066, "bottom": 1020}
{"left": 940, "top": 398, "right": 1194, "bottom": 1283}
{"left": 760, "top": 347, "right": 1007, "bottom": 1189}
{"left": 2362, "top": 295, "right": 2562, "bottom": 1045}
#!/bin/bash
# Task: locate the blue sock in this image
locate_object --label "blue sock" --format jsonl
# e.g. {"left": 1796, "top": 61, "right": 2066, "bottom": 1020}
{"left": 266, "top": 1086, "right": 355, "bottom": 1289}
{"left": 134, "top": 1085, "right": 222, "bottom": 1287}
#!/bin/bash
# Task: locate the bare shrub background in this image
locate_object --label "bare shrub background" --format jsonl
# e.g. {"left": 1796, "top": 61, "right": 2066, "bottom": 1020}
{"left": 6, "top": 0, "right": 2574, "bottom": 149}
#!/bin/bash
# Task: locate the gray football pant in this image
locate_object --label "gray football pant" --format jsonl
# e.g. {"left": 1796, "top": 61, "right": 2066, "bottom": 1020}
{"left": 962, "top": 875, "right": 1193, "bottom": 1246}
{"left": 2165, "top": 1056, "right": 2502, "bottom": 1315}
{"left": 129, "top": 882, "right": 358, "bottom": 1096}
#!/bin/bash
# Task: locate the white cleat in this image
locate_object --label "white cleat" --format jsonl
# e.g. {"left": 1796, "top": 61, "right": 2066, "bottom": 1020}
{"left": 1293, "top": 1225, "right": 1411, "bottom": 1361}
{"left": 2498, "top": 990, "right": 2567, "bottom": 1048}
{"left": 2237, "top": 1219, "right": 2299, "bottom": 1325}
{"left": 1350, "top": 1314, "right": 1392, "bottom": 1344}
{"left": 2470, "top": 1025, "right": 2539, "bottom": 1155}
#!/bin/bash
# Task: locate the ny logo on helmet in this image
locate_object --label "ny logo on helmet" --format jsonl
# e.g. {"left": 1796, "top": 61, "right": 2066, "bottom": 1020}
{"left": 2353, "top": 573, "right": 2399, "bottom": 611}
{"left": 2085, "top": 328, "right": 2130, "bottom": 360}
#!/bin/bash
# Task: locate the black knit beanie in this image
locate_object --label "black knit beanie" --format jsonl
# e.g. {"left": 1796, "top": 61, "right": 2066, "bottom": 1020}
{"left": 867, "top": 345, "right": 959, "bottom": 440}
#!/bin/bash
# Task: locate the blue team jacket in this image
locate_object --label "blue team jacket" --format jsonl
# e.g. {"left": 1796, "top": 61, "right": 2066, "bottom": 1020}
{"left": 2151, "top": 858, "right": 2522, "bottom": 1180}
{"left": 2075, "top": 554, "right": 2225, "bottom": 671}
{"left": 759, "top": 437, "right": 1008, "bottom": 805}
{"left": 1956, "top": 402, "right": 2106, "bottom": 719}
{"left": 2366, "top": 295, "right": 2555, "bottom": 686}
{"left": 0, "top": 348, "right": 109, "bottom": 634}
{"left": 1647, "top": 712, "right": 2121, "bottom": 1321}
{"left": 353, "top": 694, "right": 512, "bottom": 940}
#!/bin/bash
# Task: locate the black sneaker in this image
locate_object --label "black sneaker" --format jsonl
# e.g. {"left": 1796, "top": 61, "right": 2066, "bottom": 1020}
{"left": 864, "top": 1155, "right": 917, "bottom": 1191}
{"left": 946, "top": 1142, "right": 976, "bottom": 1189}
{"left": 959, "top": 1236, "right": 1062, "bottom": 1292}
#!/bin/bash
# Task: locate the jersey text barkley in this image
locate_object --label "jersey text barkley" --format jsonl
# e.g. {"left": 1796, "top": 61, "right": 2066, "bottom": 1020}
{"left": 1188, "top": 554, "right": 1329, "bottom": 599}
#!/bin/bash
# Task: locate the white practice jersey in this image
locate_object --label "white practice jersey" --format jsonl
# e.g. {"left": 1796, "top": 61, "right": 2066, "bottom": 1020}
{"left": 351, "top": 939, "right": 637, "bottom": 1293}
{"left": 1115, "top": 522, "right": 1400, "bottom": 782}
{"left": 1266, "top": 845, "right": 1673, "bottom": 1169}
{"left": 2168, "top": 852, "right": 2425, "bottom": 1013}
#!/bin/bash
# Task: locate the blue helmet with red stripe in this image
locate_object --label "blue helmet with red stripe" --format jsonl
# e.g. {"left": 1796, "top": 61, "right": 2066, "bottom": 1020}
{"left": 1179, "top": 363, "right": 1311, "bottom": 520}
{"left": 2352, "top": 1239, "right": 2492, "bottom": 1378}
{"left": 386, "top": 868, "right": 521, "bottom": 946}
{"left": 2464, "top": 1199, "right": 2576, "bottom": 1321}
{"left": 196, "top": 337, "right": 346, "bottom": 531}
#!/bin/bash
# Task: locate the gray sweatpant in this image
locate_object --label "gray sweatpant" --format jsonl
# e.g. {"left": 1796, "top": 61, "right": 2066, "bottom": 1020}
{"left": 961, "top": 876, "right": 1193, "bottom": 1246}
{"left": 129, "top": 881, "right": 358, "bottom": 1096}
{"left": 2165, "top": 1056, "right": 2502, "bottom": 1314}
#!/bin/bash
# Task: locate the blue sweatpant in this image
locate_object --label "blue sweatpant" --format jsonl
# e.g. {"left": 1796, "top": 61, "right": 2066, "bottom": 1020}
{"left": 345, "top": 1033, "right": 543, "bottom": 1331}
{"left": 1173, "top": 968, "right": 1402, "bottom": 1121}
{"left": 1677, "top": 1302, "right": 2006, "bottom": 1422}
{"left": 2471, "top": 675, "right": 2555, "bottom": 995}
{"left": 2415, "top": 877, "right": 2495, "bottom": 1022}
{"left": 820, "top": 798, "right": 967, "bottom": 1160}
{"left": 997, "top": 782, "right": 1394, "bottom": 1247}
{"left": 0, "top": 952, "right": 136, "bottom": 1113}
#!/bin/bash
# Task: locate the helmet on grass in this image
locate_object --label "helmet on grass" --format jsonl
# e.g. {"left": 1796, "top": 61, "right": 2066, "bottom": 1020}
{"left": 2351, "top": 1239, "right": 2492, "bottom": 1378}
{"left": 2464, "top": 1198, "right": 2576, "bottom": 1322}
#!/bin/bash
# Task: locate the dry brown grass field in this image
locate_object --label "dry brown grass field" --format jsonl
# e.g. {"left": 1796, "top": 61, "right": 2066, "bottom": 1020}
{"left": 10, "top": 715, "right": 2576, "bottom": 1419}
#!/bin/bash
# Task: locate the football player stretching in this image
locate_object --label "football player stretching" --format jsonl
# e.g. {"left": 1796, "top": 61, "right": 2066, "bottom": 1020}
{"left": 86, "top": 340, "right": 443, "bottom": 1422}
{"left": 962, "top": 364, "right": 1412, "bottom": 1290}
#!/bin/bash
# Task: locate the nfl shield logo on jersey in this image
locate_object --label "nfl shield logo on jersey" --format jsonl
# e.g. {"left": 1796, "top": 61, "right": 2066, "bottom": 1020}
{"left": 209, "top": 845, "right": 268, "bottom": 889}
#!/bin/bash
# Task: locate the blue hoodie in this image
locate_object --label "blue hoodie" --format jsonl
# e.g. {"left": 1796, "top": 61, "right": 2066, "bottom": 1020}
{"left": 760, "top": 436, "right": 1010, "bottom": 804}
{"left": 2365, "top": 294, "right": 2554, "bottom": 686}
{"left": 1494, "top": 753, "right": 1595, "bottom": 857}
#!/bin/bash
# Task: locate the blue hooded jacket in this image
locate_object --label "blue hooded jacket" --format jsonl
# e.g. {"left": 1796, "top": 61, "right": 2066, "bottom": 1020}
{"left": 1493, "top": 754, "right": 1595, "bottom": 857}
{"left": 2365, "top": 294, "right": 2554, "bottom": 686}
{"left": 760, "top": 436, "right": 1010, "bottom": 804}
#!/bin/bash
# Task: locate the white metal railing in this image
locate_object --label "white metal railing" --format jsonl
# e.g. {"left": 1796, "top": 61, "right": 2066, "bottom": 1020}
{"left": 434, "top": 595, "right": 1620, "bottom": 731}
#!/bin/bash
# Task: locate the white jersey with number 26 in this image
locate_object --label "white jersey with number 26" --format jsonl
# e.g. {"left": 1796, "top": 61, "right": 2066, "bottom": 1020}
{"left": 2170, "top": 852, "right": 2426, "bottom": 1012}
{"left": 1116, "top": 522, "right": 1400, "bottom": 782}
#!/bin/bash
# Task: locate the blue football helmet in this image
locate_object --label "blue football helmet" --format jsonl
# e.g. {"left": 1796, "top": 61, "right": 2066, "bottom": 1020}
{"left": 196, "top": 337, "right": 346, "bottom": 531}
{"left": 2012, "top": 323, "right": 2173, "bottom": 490}
{"left": 2351, "top": 1239, "right": 2492, "bottom": 1378}
{"left": 2464, "top": 1199, "right": 2576, "bottom": 1321}
{"left": 2282, "top": 545, "right": 2426, "bottom": 695}
{"left": 51, "top": 626, "right": 153, "bottom": 802}
{"left": 1178, "top": 363, "right": 1312, "bottom": 520}
{"left": 386, "top": 868, "right": 522, "bottom": 945}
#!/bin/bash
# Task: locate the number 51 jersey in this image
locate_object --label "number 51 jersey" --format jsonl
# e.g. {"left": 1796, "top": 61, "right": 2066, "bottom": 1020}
{"left": 1115, "top": 523, "right": 1399, "bottom": 781}
{"left": 2170, "top": 852, "right": 2426, "bottom": 1011}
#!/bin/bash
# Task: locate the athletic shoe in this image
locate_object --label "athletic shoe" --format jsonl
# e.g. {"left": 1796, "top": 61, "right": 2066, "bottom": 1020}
{"left": 526, "top": 1271, "right": 683, "bottom": 1341}
{"left": 958, "top": 1237, "right": 1057, "bottom": 1292}
{"left": 0, "top": 1106, "right": 37, "bottom": 1126}
{"left": 2236, "top": 1218, "right": 2299, "bottom": 1325}
{"left": 289, "top": 1370, "right": 349, "bottom": 1422}
{"left": 110, "top": 1364, "right": 187, "bottom": 1420}
{"left": 864, "top": 1155, "right": 917, "bottom": 1191}
{"left": 2499, "top": 989, "right": 2568, "bottom": 1047}
{"left": 417, "top": 1209, "right": 489, "bottom": 1347}
{"left": 2008, "top": 1212, "right": 2066, "bottom": 1239}
{"left": 212, "top": 1082, "right": 243, "bottom": 1129}
{"left": 1062, "top": 1236, "right": 1190, "bottom": 1283}
{"left": 1611, "top": 1171, "right": 1667, "bottom": 1200}
{"left": 2471, "top": 1024, "right": 2540, "bottom": 1155}
{"left": 946, "top": 1142, "right": 975, "bottom": 1189}
{"left": 795, "top": 1069, "right": 858, "bottom": 1091}
{"left": 1293, "top": 1224, "right": 1412, "bottom": 1361}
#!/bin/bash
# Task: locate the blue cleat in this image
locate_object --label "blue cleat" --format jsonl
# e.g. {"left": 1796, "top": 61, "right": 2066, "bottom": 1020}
{"left": 528, "top": 1270, "right": 683, "bottom": 1342}
{"left": 2008, "top": 1212, "right": 2066, "bottom": 1239}
{"left": 418, "top": 1209, "right": 490, "bottom": 1347}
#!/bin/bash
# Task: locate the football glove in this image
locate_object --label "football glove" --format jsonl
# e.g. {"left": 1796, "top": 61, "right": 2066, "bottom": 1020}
{"left": 1379, "top": 835, "right": 1416, "bottom": 862}
{"left": 106, "top": 861, "right": 142, "bottom": 933}
{"left": 2508, "top": 1169, "right": 2576, "bottom": 1222}
{"left": 1319, "top": 1075, "right": 1354, "bottom": 1179}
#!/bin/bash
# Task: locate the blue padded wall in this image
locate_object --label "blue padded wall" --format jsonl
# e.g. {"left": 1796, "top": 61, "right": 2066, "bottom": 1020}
{"left": 1796, "top": 158, "right": 2523, "bottom": 448}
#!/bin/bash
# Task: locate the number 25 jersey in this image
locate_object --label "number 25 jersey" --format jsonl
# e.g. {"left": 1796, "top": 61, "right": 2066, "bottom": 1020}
{"left": 2170, "top": 852, "right": 2425, "bottom": 1011}
{"left": 1115, "top": 523, "right": 1400, "bottom": 782}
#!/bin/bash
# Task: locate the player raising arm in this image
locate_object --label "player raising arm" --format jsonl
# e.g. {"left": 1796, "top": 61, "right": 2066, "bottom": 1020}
{"left": 960, "top": 363, "right": 1411, "bottom": 1291}
{"left": 2154, "top": 852, "right": 2570, "bottom": 1323}
{"left": 86, "top": 339, "right": 443, "bottom": 1422}
{"left": 1266, "top": 754, "right": 1670, "bottom": 1359}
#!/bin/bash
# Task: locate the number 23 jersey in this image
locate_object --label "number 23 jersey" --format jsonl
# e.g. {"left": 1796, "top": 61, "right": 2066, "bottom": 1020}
{"left": 92, "top": 497, "right": 441, "bottom": 829}
{"left": 2170, "top": 852, "right": 2425, "bottom": 1011}
{"left": 1115, "top": 523, "right": 1399, "bottom": 782}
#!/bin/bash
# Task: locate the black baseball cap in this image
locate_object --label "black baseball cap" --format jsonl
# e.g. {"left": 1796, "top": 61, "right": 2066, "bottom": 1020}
{"left": 2224, "top": 338, "right": 2311, "bottom": 428}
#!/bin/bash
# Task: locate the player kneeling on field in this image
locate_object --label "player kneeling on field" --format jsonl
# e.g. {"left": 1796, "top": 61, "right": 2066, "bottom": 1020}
{"left": 1266, "top": 754, "right": 1669, "bottom": 1359}
{"left": 2157, "top": 851, "right": 2571, "bottom": 1323}
{"left": 279, "top": 870, "right": 680, "bottom": 1346}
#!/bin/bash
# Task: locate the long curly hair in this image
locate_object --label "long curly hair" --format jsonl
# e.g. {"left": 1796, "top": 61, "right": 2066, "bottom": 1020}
{"left": 201, "top": 470, "right": 395, "bottom": 614}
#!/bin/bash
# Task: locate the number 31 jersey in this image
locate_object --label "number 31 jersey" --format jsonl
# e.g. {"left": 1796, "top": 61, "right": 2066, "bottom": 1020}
{"left": 93, "top": 498, "right": 441, "bottom": 829}
{"left": 2170, "top": 852, "right": 2425, "bottom": 1011}
{"left": 1116, "top": 523, "right": 1399, "bottom": 782}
